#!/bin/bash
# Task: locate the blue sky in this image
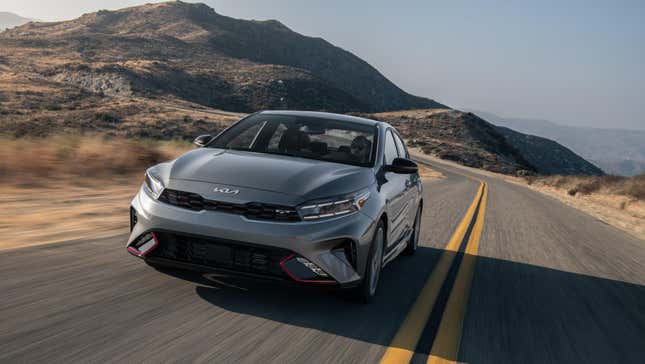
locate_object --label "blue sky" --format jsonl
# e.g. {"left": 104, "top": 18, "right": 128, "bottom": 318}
{"left": 2, "top": 0, "right": 644, "bottom": 129}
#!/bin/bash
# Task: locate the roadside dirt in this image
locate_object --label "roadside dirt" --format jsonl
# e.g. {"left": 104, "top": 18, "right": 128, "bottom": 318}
{"left": 0, "top": 179, "right": 138, "bottom": 251}
{"left": 410, "top": 150, "right": 645, "bottom": 242}
{"left": 515, "top": 182, "right": 645, "bottom": 241}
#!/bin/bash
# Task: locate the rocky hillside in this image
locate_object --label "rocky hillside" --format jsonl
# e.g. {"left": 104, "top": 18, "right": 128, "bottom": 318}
{"left": 496, "top": 126, "right": 604, "bottom": 175}
{"left": 0, "top": 1, "right": 444, "bottom": 113}
{"left": 473, "top": 111, "right": 645, "bottom": 176}
{"left": 371, "top": 110, "right": 603, "bottom": 176}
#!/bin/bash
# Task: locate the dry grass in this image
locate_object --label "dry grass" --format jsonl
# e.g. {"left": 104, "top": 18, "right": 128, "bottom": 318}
{"left": 520, "top": 174, "right": 645, "bottom": 241}
{"left": 0, "top": 135, "right": 191, "bottom": 185}
{"left": 525, "top": 174, "right": 645, "bottom": 200}
{"left": 0, "top": 136, "right": 193, "bottom": 250}
{"left": 0, "top": 181, "right": 138, "bottom": 251}
{"left": 372, "top": 109, "right": 452, "bottom": 119}
{"left": 523, "top": 180, "right": 645, "bottom": 241}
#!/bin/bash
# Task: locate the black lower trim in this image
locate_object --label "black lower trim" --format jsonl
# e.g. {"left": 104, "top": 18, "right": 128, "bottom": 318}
{"left": 130, "top": 229, "right": 354, "bottom": 288}
{"left": 145, "top": 257, "right": 285, "bottom": 281}
{"left": 145, "top": 257, "right": 352, "bottom": 288}
{"left": 147, "top": 231, "right": 290, "bottom": 279}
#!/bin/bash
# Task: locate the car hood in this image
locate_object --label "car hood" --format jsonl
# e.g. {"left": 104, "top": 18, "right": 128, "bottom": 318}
{"left": 168, "top": 148, "right": 375, "bottom": 199}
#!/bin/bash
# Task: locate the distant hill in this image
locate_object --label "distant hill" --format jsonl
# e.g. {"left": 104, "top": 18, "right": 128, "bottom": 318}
{"left": 495, "top": 126, "right": 603, "bottom": 176}
{"left": 0, "top": 12, "right": 32, "bottom": 30}
{"left": 371, "top": 110, "right": 603, "bottom": 176}
{"left": 0, "top": 11, "right": 33, "bottom": 31}
{"left": 472, "top": 111, "right": 645, "bottom": 176}
{"left": 0, "top": 1, "right": 445, "bottom": 113}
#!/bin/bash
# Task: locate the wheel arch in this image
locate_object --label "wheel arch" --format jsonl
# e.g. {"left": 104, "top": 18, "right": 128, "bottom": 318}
{"left": 378, "top": 212, "right": 388, "bottom": 245}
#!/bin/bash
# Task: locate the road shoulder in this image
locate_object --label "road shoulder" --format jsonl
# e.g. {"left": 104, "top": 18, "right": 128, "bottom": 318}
{"left": 410, "top": 150, "right": 645, "bottom": 242}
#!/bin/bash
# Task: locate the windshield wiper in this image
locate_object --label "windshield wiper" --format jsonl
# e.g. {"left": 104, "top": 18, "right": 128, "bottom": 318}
{"left": 263, "top": 151, "right": 298, "bottom": 157}
{"left": 218, "top": 146, "right": 251, "bottom": 151}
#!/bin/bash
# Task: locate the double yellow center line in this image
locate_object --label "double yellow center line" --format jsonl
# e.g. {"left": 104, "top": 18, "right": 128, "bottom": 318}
{"left": 380, "top": 180, "right": 489, "bottom": 364}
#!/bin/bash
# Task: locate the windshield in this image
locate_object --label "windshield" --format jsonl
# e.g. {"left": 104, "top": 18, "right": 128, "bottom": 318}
{"left": 209, "top": 114, "right": 377, "bottom": 167}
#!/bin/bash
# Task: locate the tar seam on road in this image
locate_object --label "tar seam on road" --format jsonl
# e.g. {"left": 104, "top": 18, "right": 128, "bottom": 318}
{"left": 379, "top": 181, "right": 488, "bottom": 364}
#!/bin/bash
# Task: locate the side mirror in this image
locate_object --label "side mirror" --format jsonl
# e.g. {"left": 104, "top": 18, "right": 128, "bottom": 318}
{"left": 193, "top": 134, "right": 212, "bottom": 147}
{"left": 385, "top": 157, "right": 418, "bottom": 174}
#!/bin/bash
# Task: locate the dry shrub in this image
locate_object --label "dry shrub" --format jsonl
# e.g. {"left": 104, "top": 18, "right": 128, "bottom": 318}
{"left": 525, "top": 175, "right": 537, "bottom": 185}
{"left": 0, "top": 136, "right": 191, "bottom": 183}
{"left": 623, "top": 175, "right": 645, "bottom": 199}
{"left": 575, "top": 178, "right": 603, "bottom": 195}
{"left": 71, "top": 139, "right": 165, "bottom": 175}
{"left": 525, "top": 173, "right": 645, "bottom": 200}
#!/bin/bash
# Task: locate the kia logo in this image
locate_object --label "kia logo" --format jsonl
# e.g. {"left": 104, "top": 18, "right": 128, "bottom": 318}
{"left": 213, "top": 187, "right": 240, "bottom": 195}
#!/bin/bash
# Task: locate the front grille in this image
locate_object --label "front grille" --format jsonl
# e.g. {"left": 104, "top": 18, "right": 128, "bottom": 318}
{"left": 158, "top": 189, "right": 300, "bottom": 222}
{"left": 148, "top": 232, "right": 290, "bottom": 278}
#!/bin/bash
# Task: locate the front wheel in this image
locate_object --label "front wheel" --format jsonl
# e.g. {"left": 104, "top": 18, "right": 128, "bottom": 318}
{"left": 403, "top": 205, "right": 422, "bottom": 255}
{"left": 354, "top": 220, "right": 385, "bottom": 303}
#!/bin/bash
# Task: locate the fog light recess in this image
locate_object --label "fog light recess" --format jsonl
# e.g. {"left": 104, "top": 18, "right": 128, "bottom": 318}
{"left": 130, "top": 207, "right": 138, "bottom": 232}
{"left": 280, "top": 254, "right": 335, "bottom": 283}
{"left": 127, "top": 232, "right": 159, "bottom": 257}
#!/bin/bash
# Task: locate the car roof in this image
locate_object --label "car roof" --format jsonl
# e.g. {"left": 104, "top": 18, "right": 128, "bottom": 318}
{"left": 258, "top": 110, "right": 383, "bottom": 127}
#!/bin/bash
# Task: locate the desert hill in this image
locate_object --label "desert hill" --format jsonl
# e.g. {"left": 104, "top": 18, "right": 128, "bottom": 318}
{"left": 472, "top": 111, "right": 645, "bottom": 176}
{"left": 370, "top": 110, "right": 602, "bottom": 175}
{"left": 0, "top": 1, "right": 603, "bottom": 176}
{"left": 0, "top": 1, "right": 444, "bottom": 113}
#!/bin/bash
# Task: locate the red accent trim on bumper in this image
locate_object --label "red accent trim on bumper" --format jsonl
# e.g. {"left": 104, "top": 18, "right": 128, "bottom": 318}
{"left": 279, "top": 254, "right": 336, "bottom": 284}
{"left": 127, "top": 232, "right": 159, "bottom": 257}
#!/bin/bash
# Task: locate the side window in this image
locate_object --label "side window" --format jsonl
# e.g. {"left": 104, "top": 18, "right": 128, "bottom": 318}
{"left": 392, "top": 132, "right": 408, "bottom": 158}
{"left": 383, "top": 130, "right": 398, "bottom": 165}
{"left": 226, "top": 120, "right": 265, "bottom": 149}
{"left": 267, "top": 123, "right": 288, "bottom": 150}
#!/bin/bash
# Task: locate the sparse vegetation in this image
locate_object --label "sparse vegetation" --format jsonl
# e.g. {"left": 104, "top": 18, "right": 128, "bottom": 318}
{"left": 0, "top": 71, "right": 237, "bottom": 139}
{"left": 94, "top": 111, "right": 121, "bottom": 124}
{"left": 525, "top": 174, "right": 645, "bottom": 200}
{"left": 370, "top": 110, "right": 537, "bottom": 175}
{"left": 513, "top": 173, "right": 645, "bottom": 240}
{"left": 0, "top": 136, "right": 192, "bottom": 184}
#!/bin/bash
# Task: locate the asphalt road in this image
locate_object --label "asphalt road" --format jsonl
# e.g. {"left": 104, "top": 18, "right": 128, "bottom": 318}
{"left": 1, "top": 157, "right": 644, "bottom": 363}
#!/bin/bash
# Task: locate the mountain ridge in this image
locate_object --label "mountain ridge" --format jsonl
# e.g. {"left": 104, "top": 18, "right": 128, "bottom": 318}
{"left": 1, "top": 1, "right": 445, "bottom": 113}
{"left": 472, "top": 110, "right": 645, "bottom": 176}
{"left": 370, "top": 110, "right": 603, "bottom": 176}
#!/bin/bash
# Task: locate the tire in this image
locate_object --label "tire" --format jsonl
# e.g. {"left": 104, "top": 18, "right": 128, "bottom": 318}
{"left": 403, "top": 204, "right": 422, "bottom": 255}
{"left": 354, "top": 220, "right": 385, "bottom": 303}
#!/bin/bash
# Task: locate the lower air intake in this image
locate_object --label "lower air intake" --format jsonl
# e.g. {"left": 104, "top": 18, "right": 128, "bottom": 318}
{"left": 148, "top": 232, "right": 291, "bottom": 278}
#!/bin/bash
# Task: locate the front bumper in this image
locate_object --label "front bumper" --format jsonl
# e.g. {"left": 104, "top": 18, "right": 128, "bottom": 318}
{"left": 126, "top": 186, "right": 378, "bottom": 287}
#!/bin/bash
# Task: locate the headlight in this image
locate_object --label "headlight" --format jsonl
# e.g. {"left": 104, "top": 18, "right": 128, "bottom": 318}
{"left": 297, "top": 190, "right": 370, "bottom": 221}
{"left": 143, "top": 169, "right": 165, "bottom": 199}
